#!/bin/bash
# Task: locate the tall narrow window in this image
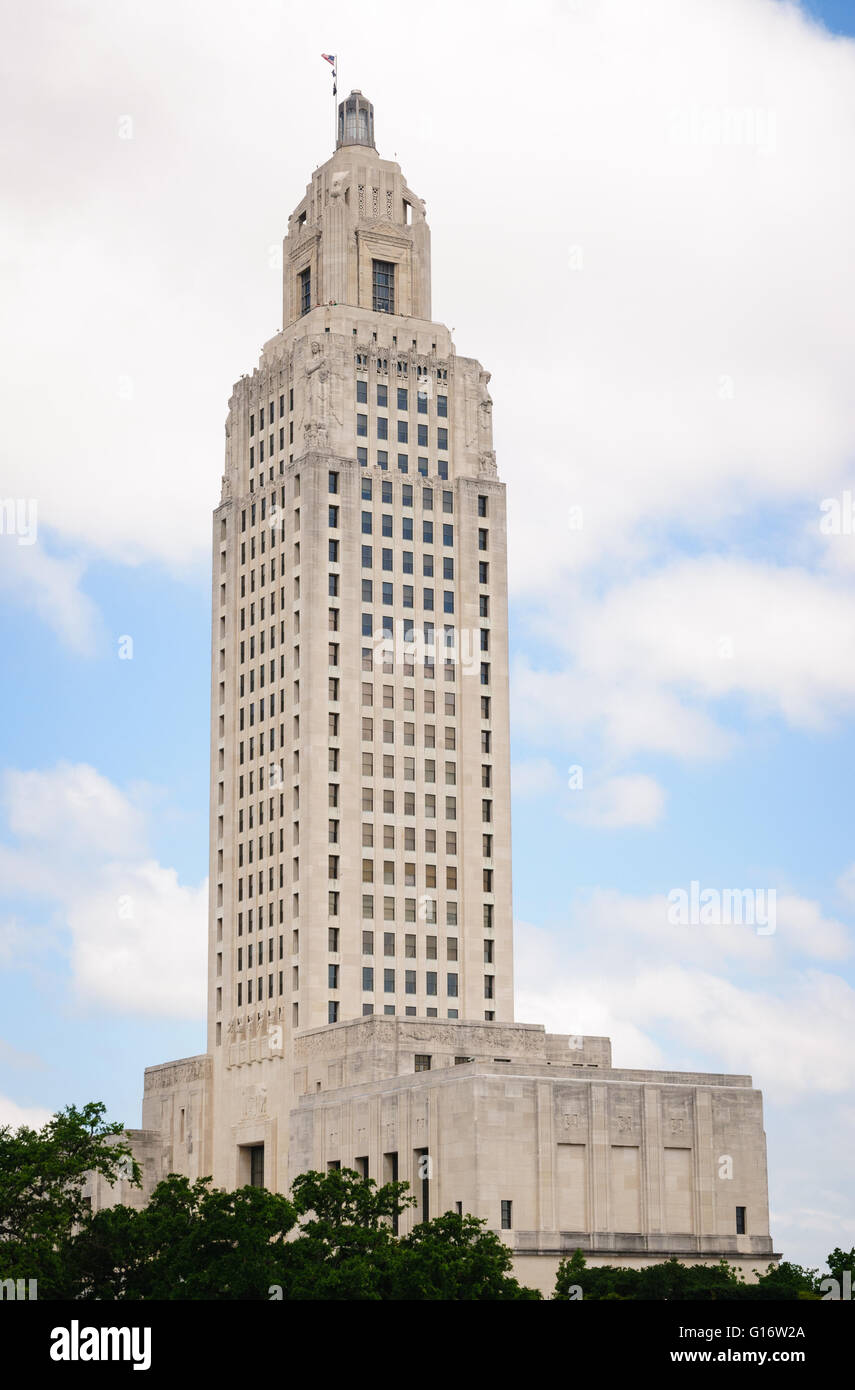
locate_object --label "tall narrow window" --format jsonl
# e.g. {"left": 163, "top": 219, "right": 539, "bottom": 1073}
{"left": 299, "top": 267, "right": 311, "bottom": 316}
{"left": 249, "top": 1145, "right": 264, "bottom": 1189}
{"left": 373, "top": 259, "right": 395, "bottom": 314}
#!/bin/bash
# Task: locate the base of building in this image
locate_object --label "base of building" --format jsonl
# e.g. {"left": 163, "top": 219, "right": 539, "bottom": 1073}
{"left": 93, "top": 1014, "right": 776, "bottom": 1293}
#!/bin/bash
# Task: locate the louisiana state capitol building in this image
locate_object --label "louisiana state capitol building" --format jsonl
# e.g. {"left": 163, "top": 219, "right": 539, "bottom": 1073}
{"left": 108, "top": 92, "right": 776, "bottom": 1293}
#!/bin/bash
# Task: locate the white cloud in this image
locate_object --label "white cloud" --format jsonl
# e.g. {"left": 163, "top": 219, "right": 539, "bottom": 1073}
{"left": 514, "top": 889, "right": 854, "bottom": 1101}
{"left": 0, "top": 1094, "right": 53, "bottom": 1131}
{"left": 568, "top": 773, "right": 666, "bottom": 827}
{"left": 0, "top": 764, "right": 206, "bottom": 1019}
{"left": 0, "top": 0, "right": 851, "bottom": 593}
{"left": 514, "top": 558, "right": 855, "bottom": 757}
{"left": 0, "top": 541, "right": 99, "bottom": 653}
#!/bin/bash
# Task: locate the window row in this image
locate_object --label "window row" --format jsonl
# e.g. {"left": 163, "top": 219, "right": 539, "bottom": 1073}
{"left": 356, "top": 416, "right": 448, "bottom": 452}
{"left": 356, "top": 381, "right": 448, "bottom": 416}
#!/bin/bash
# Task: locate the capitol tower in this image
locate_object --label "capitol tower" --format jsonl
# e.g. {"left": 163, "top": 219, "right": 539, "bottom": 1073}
{"left": 101, "top": 92, "right": 776, "bottom": 1293}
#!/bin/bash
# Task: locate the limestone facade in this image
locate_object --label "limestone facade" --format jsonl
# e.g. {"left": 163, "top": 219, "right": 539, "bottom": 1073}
{"left": 103, "top": 92, "right": 777, "bottom": 1295}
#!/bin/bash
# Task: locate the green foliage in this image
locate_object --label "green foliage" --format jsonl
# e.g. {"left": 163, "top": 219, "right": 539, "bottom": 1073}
{"left": 826, "top": 1248, "right": 855, "bottom": 1289}
{"left": 61, "top": 1159, "right": 540, "bottom": 1300}
{"left": 68, "top": 1176, "right": 297, "bottom": 1300}
{"left": 1, "top": 1104, "right": 843, "bottom": 1302}
{"left": 394, "top": 1211, "right": 542, "bottom": 1300}
{"left": 0, "top": 1101, "right": 139, "bottom": 1298}
{"left": 554, "top": 1249, "right": 825, "bottom": 1301}
{"left": 278, "top": 1167, "right": 412, "bottom": 1300}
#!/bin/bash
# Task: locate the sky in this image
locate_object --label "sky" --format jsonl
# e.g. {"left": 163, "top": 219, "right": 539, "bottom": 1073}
{"left": 1, "top": 0, "right": 854, "bottom": 1272}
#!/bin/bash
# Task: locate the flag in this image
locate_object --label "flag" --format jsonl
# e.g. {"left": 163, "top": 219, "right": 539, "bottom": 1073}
{"left": 321, "top": 53, "right": 337, "bottom": 96}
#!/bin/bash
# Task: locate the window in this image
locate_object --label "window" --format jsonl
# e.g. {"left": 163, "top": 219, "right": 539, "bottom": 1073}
{"left": 415, "top": 1054, "right": 431, "bottom": 1072}
{"left": 501, "top": 1200, "right": 512, "bottom": 1230}
{"left": 417, "top": 390, "right": 427, "bottom": 414}
{"left": 443, "top": 524, "right": 453, "bottom": 546}
{"left": 328, "top": 1000, "right": 339, "bottom": 1023}
{"left": 357, "top": 379, "right": 368, "bottom": 404}
{"left": 405, "top": 969, "right": 416, "bottom": 995}
{"left": 372, "top": 259, "right": 395, "bottom": 314}
{"left": 249, "top": 1145, "right": 264, "bottom": 1189}
{"left": 398, "top": 387, "right": 408, "bottom": 411}
{"left": 362, "top": 545, "right": 372, "bottom": 568}
{"left": 363, "top": 930, "right": 374, "bottom": 954}
{"left": 377, "top": 383, "right": 388, "bottom": 407}
{"left": 437, "top": 427, "right": 448, "bottom": 451}
{"left": 736, "top": 1207, "right": 747, "bottom": 1234}
{"left": 478, "top": 494, "right": 488, "bottom": 516}
{"left": 478, "top": 528, "right": 488, "bottom": 550}
{"left": 398, "top": 420, "right": 408, "bottom": 444}
{"left": 362, "top": 966, "right": 374, "bottom": 992}
{"left": 357, "top": 413, "right": 368, "bottom": 437}
{"left": 299, "top": 267, "right": 311, "bottom": 316}
{"left": 417, "top": 423, "right": 428, "bottom": 447}
{"left": 437, "top": 394, "right": 448, "bottom": 417}
{"left": 384, "top": 967, "right": 395, "bottom": 993}
{"left": 447, "top": 972, "right": 458, "bottom": 997}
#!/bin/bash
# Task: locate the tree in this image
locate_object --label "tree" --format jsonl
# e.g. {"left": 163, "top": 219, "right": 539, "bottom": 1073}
{"left": 0, "top": 1101, "right": 140, "bottom": 1299}
{"left": 281, "top": 1166, "right": 414, "bottom": 1299}
{"left": 555, "top": 1248, "right": 823, "bottom": 1301}
{"left": 394, "top": 1210, "right": 542, "bottom": 1300}
{"left": 69, "top": 1175, "right": 297, "bottom": 1300}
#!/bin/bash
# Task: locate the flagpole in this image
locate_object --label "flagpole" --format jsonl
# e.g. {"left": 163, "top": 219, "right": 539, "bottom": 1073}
{"left": 333, "top": 55, "right": 338, "bottom": 146}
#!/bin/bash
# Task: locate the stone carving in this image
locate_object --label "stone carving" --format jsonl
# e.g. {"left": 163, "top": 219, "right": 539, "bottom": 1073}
{"left": 616, "top": 1113, "right": 633, "bottom": 1133}
{"left": 562, "top": 1112, "right": 581, "bottom": 1130}
{"left": 145, "top": 1058, "right": 212, "bottom": 1089}
{"left": 478, "top": 370, "right": 493, "bottom": 454}
{"left": 241, "top": 1085, "right": 267, "bottom": 1119}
